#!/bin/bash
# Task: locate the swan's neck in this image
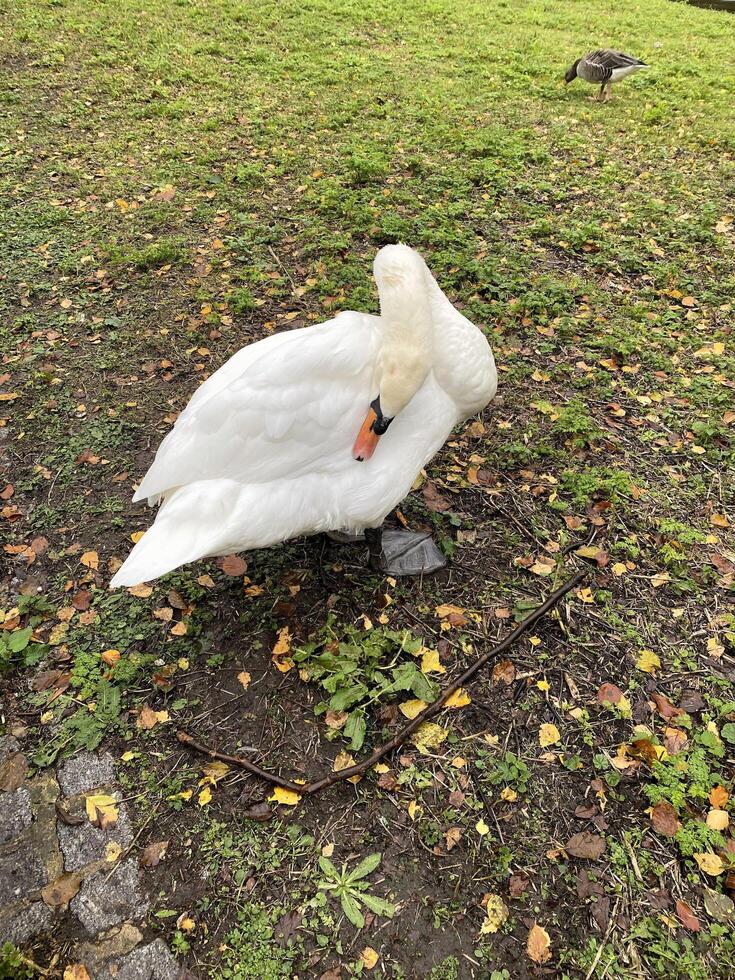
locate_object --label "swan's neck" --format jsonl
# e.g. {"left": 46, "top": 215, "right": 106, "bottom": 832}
{"left": 378, "top": 286, "right": 433, "bottom": 357}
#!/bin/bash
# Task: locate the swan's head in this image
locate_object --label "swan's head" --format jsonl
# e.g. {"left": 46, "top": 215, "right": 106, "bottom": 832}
{"left": 353, "top": 245, "right": 432, "bottom": 462}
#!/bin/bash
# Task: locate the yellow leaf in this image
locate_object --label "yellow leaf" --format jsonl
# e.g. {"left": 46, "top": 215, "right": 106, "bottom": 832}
{"left": 127, "top": 583, "right": 153, "bottom": 598}
{"left": 706, "top": 810, "right": 729, "bottom": 831}
{"left": 120, "top": 751, "right": 136, "bottom": 762}
{"left": 80, "top": 550, "right": 99, "bottom": 570}
{"left": 269, "top": 786, "right": 302, "bottom": 806}
{"left": 527, "top": 923, "right": 552, "bottom": 964}
{"left": 710, "top": 513, "right": 730, "bottom": 528}
{"left": 480, "top": 894, "right": 508, "bottom": 934}
{"left": 637, "top": 649, "right": 661, "bottom": 674}
{"left": 420, "top": 648, "right": 446, "bottom": 674}
{"left": 333, "top": 751, "right": 356, "bottom": 772}
{"left": 451, "top": 756, "right": 466, "bottom": 769}
{"left": 272, "top": 626, "right": 292, "bottom": 656}
{"left": 85, "top": 793, "right": 118, "bottom": 828}
{"left": 651, "top": 571, "right": 671, "bottom": 588}
{"left": 170, "top": 621, "right": 187, "bottom": 636}
{"left": 500, "top": 787, "right": 518, "bottom": 802}
{"left": 198, "top": 786, "right": 212, "bottom": 807}
{"left": 197, "top": 574, "right": 215, "bottom": 588}
{"left": 273, "top": 657, "right": 294, "bottom": 673}
{"left": 539, "top": 723, "right": 560, "bottom": 747}
{"left": 411, "top": 722, "right": 448, "bottom": 753}
{"left": 445, "top": 688, "right": 471, "bottom": 709}
{"left": 576, "top": 587, "right": 595, "bottom": 604}
{"left": 407, "top": 800, "right": 422, "bottom": 820}
{"left": 64, "top": 967, "right": 91, "bottom": 980}
{"left": 101, "top": 648, "right": 120, "bottom": 667}
{"left": 202, "top": 761, "right": 229, "bottom": 783}
{"left": 694, "top": 852, "right": 724, "bottom": 876}
{"left": 178, "top": 916, "right": 196, "bottom": 932}
{"left": 237, "top": 670, "right": 251, "bottom": 689}
{"left": 536, "top": 679, "right": 550, "bottom": 692}
{"left": 400, "top": 699, "right": 428, "bottom": 719}
{"left": 373, "top": 763, "right": 390, "bottom": 774}
{"left": 476, "top": 818, "right": 489, "bottom": 836}
{"left": 360, "top": 947, "right": 379, "bottom": 970}
{"left": 130, "top": 531, "right": 145, "bottom": 543}
{"left": 434, "top": 603, "right": 465, "bottom": 618}
{"left": 530, "top": 560, "right": 554, "bottom": 577}
{"left": 105, "top": 841, "right": 123, "bottom": 863}
{"left": 178, "top": 658, "right": 189, "bottom": 670}
{"left": 612, "top": 562, "right": 627, "bottom": 576}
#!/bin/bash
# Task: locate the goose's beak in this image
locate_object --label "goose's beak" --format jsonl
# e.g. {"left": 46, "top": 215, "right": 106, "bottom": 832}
{"left": 352, "top": 406, "right": 381, "bottom": 462}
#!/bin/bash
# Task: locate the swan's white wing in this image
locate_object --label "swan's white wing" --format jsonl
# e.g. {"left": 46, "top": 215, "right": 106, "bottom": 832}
{"left": 133, "top": 311, "right": 380, "bottom": 502}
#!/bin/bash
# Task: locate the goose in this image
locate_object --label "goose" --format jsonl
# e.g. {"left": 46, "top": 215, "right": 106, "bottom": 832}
{"left": 564, "top": 50, "right": 648, "bottom": 102}
{"left": 110, "top": 244, "right": 497, "bottom": 587}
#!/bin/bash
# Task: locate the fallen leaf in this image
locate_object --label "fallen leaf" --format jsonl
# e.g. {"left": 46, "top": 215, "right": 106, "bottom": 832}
{"left": 704, "top": 887, "right": 735, "bottom": 925}
{"left": 445, "top": 827, "right": 462, "bottom": 851}
{"left": 492, "top": 659, "right": 516, "bottom": 685}
{"left": 105, "top": 841, "right": 123, "bottom": 863}
{"left": 444, "top": 688, "right": 471, "bottom": 709}
{"left": 0, "top": 752, "right": 28, "bottom": 792}
{"left": 710, "top": 513, "right": 730, "bottom": 528}
{"left": 101, "top": 648, "right": 120, "bottom": 667}
{"left": 400, "top": 699, "right": 428, "bottom": 719}
{"left": 130, "top": 530, "right": 146, "bottom": 543}
{"left": 269, "top": 786, "right": 302, "bottom": 806}
{"left": 178, "top": 914, "right": 196, "bottom": 932}
{"left": 333, "top": 751, "right": 356, "bottom": 773}
{"left": 140, "top": 840, "right": 170, "bottom": 868}
{"left": 710, "top": 786, "right": 729, "bottom": 809}
{"left": 80, "top": 550, "right": 99, "bottom": 570}
{"left": 221, "top": 554, "right": 247, "bottom": 576}
{"left": 435, "top": 603, "right": 466, "bottom": 619}
{"left": 411, "top": 721, "right": 447, "bottom": 752}
{"left": 706, "top": 810, "right": 729, "bottom": 831}
{"left": 272, "top": 626, "right": 292, "bottom": 657}
{"left": 136, "top": 705, "right": 169, "bottom": 729}
{"left": 63, "top": 966, "right": 91, "bottom": 980}
{"left": 636, "top": 649, "right": 661, "bottom": 674}
{"left": 170, "top": 621, "right": 187, "bottom": 636}
{"left": 675, "top": 899, "right": 700, "bottom": 932}
{"left": 651, "top": 692, "right": 683, "bottom": 721}
{"left": 565, "top": 831, "right": 606, "bottom": 860}
{"left": 360, "top": 947, "right": 379, "bottom": 970}
{"left": 539, "top": 723, "right": 560, "bottom": 747}
{"left": 85, "top": 793, "right": 118, "bottom": 828}
{"left": 237, "top": 670, "right": 251, "bottom": 689}
{"left": 42, "top": 872, "right": 82, "bottom": 907}
{"left": 480, "top": 894, "right": 508, "bottom": 934}
{"left": 153, "top": 606, "right": 173, "bottom": 622}
{"left": 527, "top": 923, "right": 552, "bottom": 964}
{"left": 198, "top": 786, "right": 212, "bottom": 806}
{"left": 325, "top": 709, "right": 348, "bottom": 729}
{"left": 694, "top": 852, "right": 724, "bottom": 876}
{"left": 420, "top": 648, "right": 446, "bottom": 674}
{"left": 475, "top": 818, "right": 490, "bottom": 836}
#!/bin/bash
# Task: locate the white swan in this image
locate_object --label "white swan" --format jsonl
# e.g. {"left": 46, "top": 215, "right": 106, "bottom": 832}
{"left": 110, "top": 245, "right": 497, "bottom": 587}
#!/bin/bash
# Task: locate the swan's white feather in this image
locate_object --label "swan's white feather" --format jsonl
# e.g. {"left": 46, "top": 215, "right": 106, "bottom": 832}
{"left": 111, "top": 246, "right": 497, "bottom": 588}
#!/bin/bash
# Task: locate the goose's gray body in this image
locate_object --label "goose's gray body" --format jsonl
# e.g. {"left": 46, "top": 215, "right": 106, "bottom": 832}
{"left": 565, "top": 49, "right": 648, "bottom": 100}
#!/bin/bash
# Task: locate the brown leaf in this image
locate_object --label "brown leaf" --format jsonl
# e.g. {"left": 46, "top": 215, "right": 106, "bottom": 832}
{"left": 492, "top": 659, "right": 516, "bottom": 686}
{"left": 221, "top": 554, "right": 247, "bottom": 576}
{"left": 663, "top": 726, "right": 688, "bottom": 756}
{"left": 509, "top": 873, "right": 529, "bottom": 898}
{"left": 71, "top": 589, "right": 92, "bottom": 611}
{"left": 32, "top": 670, "right": 71, "bottom": 693}
{"left": 565, "top": 831, "right": 606, "bottom": 860}
{"left": 651, "top": 692, "right": 683, "bottom": 721}
{"left": 0, "top": 752, "right": 28, "bottom": 792}
{"left": 596, "top": 682, "right": 624, "bottom": 706}
{"left": 527, "top": 922, "right": 552, "bottom": 964}
{"left": 422, "top": 480, "right": 452, "bottom": 512}
{"left": 675, "top": 899, "right": 701, "bottom": 932}
{"left": 42, "top": 871, "right": 82, "bottom": 907}
{"left": 0, "top": 483, "right": 13, "bottom": 499}
{"left": 651, "top": 801, "right": 680, "bottom": 837}
{"left": 55, "top": 799, "right": 85, "bottom": 827}
{"left": 377, "top": 771, "right": 399, "bottom": 791}
{"left": 140, "top": 840, "right": 169, "bottom": 868}
{"left": 445, "top": 827, "right": 462, "bottom": 851}
{"left": 325, "top": 709, "right": 348, "bottom": 729}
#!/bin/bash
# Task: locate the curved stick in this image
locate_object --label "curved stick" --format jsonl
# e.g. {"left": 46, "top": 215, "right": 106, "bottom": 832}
{"left": 178, "top": 568, "right": 588, "bottom": 798}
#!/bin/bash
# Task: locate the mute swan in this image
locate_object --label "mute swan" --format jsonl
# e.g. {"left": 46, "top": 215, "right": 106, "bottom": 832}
{"left": 564, "top": 50, "right": 648, "bottom": 103}
{"left": 110, "top": 244, "right": 497, "bottom": 587}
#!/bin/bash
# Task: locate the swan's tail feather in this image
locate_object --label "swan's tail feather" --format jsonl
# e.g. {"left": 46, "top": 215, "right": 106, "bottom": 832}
{"left": 109, "top": 520, "right": 202, "bottom": 588}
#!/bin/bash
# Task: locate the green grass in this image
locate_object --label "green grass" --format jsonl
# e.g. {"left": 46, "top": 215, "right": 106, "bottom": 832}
{"left": 1, "top": 0, "right": 734, "bottom": 977}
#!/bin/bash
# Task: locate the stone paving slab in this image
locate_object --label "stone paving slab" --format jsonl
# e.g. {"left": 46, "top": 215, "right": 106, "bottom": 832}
{"left": 59, "top": 800, "right": 134, "bottom": 871}
{"left": 72, "top": 858, "right": 150, "bottom": 935}
{"left": 0, "top": 786, "right": 32, "bottom": 845}
{"left": 58, "top": 752, "right": 117, "bottom": 797}
{"left": 0, "top": 900, "right": 53, "bottom": 944}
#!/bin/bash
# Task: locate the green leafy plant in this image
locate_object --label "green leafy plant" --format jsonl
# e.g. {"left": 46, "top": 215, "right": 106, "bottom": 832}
{"left": 294, "top": 619, "right": 439, "bottom": 750}
{"left": 317, "top": 852, "right": 395, "bottom": 929}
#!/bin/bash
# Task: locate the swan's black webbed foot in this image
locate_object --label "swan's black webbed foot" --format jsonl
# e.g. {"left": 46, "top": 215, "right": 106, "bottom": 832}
{"left": 364, "top": 526, "right": 447, "bottom": 576}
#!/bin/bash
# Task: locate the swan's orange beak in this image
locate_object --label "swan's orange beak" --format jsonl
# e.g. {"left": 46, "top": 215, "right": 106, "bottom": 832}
{"left": 352, "top": 407, "right": 380, "bottom": 462}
